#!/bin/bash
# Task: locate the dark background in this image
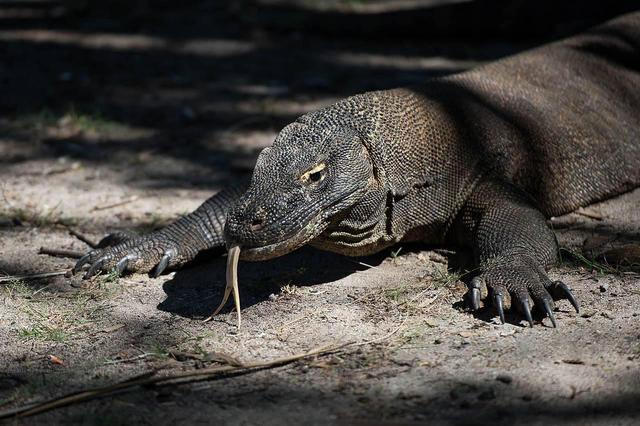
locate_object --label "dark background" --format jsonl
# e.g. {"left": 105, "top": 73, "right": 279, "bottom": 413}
{"left": 2, "top": 0, "right": 639, "bottom": 151}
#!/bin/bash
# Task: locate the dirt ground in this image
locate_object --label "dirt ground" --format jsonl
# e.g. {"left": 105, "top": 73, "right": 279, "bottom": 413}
{"left": 1, "top": 1, "right": 639, "bottom": 425}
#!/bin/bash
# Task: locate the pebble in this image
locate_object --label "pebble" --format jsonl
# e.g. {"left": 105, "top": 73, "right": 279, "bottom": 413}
{"left": 601, "top": 311, "right": 615, "bottom": 320}
{"left": 478, "top": 389, "right": 496, "bottom": 400}
{"left": 496, "top": 374, "right": 513, "bottom": 384}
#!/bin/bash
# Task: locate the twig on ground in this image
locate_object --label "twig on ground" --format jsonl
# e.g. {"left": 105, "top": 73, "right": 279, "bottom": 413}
{"left": 43, "top": 162, "right": 81, "bottom": 176}
{"left": 0, "top": 306, "right": 412, "bottom": 419}
{"left": 0, "top": 271, "right": 69, "bottom": 284}
{"left": 38, "top": 247, "right": 84, "bottom": 259}
{"left": 67, "top": 229, "right": 99, "bottom": 248}
{"left": 103, "top": 353, "right": 157, "bottom": 366}
{"left": 353, "top": 315, "right": 408, "bottom": 347}
{"left": 91, "top": 196, "right": 139, "bottom": 212}
{"left": 32, "top": 283, "right": 55, "bottom": 297}
{"left": 167, "top": 350, "right": 205, "bottom": 362}
{"left": 349, "top": 260, "right": 381, "bottom": 270}
{"left": 0, "top": 342, "right": 351, "bottom": 419}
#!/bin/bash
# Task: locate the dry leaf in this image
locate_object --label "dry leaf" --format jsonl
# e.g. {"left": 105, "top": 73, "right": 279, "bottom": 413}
{"left": 562, "top": 359, "right": 585, "bottom": 365}
{"left": 101, "top": 324, "right": 125, "bottom": 333}
{"left": 48, "top": 355, "right": 64, "bottom": 366}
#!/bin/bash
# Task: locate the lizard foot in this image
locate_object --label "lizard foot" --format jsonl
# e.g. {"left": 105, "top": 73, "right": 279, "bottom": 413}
{"left": 465, "top": 256, "right": 579, "bottom": 327}
{"left": 73, "top": 232, "right": 179, "bottom": 279}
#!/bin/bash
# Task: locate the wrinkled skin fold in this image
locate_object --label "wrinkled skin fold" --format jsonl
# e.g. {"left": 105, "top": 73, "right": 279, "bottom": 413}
{"left": 74, "top": 12, "right": 640, "bottom": 327}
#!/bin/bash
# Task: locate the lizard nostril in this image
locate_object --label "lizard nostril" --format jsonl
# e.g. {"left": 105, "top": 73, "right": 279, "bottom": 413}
{"left": 249, "top": 218, "right": 264, "bottom": 232}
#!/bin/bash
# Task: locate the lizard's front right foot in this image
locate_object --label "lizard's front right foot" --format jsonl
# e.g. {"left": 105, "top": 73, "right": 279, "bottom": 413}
{"left": 73, "top": 232, "right": 179, "bottom": 279}
{"left": 465, "top": 255, "right": 579, "bottom": 327}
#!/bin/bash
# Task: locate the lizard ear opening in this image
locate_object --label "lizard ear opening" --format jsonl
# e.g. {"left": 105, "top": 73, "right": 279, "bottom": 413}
{"left": 359, "top": 139, "right": 381, "bottom": 186}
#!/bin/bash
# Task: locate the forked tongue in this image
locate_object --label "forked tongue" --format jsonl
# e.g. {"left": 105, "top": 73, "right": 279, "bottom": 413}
{"left": 204, "top": 245, "right": 242, "bottom": 328}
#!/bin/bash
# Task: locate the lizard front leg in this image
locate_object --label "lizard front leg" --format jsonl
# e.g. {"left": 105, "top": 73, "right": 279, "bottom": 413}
{"left": 451, "top": 178, "right": 579, "bottom": 327}
{"left": 74, "top": 186, "right": 245, "bottom": 278}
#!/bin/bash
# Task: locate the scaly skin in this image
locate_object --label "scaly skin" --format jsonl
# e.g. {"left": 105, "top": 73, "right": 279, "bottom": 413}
{"left": 75, "top": 187, "right": 244, "bottom": 277}
{"left": 75, "top": 12, "right": 640, "bottom": 327}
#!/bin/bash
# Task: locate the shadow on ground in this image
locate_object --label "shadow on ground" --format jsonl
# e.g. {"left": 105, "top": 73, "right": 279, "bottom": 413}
{"left": 158, "top": 246, "right": 387, "bottom": 318}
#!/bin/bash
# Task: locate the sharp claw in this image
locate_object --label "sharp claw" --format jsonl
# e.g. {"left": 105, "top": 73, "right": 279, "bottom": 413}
{"left": 554, "top": 281, "right": 579, "bottom": 313}
{"left": 83, "top": 258, "right": 105, "bottom": 279}
{"left": 521, "top": 299, "right": 534, "bottom": 327}
{"left": 542, "top": 299, "right": 557, "bottom": 328}
{"left": 469, "top": 277, "right": 482, "bottom": 310}
{"left": 493, "top": 291, "right": 505, "bottom": 324}
{"left": 151, "top": 253, "right": 171, "bottom": 278}
{"left": 470, "top": 288, "right": 480, "bottom": 310}
{"left": 73, "top": 253, "right": 92, "bottom": 274}
{"left": 115, "top": 256, "right": 130, "bottom": 276}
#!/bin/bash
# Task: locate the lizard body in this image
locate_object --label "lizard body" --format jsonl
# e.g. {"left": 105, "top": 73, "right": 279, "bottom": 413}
{"left": 75, "top": 12, "right": 640, "bottom": 326}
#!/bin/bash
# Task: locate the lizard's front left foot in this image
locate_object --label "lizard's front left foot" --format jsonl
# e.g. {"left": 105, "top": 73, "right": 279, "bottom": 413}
{"left": 73, "top": 231, "right": 181, "bottom": 279}
{"left": 465, "top": 256, "right": 579, "bottom": 327}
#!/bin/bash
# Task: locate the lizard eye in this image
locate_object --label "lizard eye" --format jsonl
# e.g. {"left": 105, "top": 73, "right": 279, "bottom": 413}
{"left": 300, "top": 162, "right": 327, "bottom": 186}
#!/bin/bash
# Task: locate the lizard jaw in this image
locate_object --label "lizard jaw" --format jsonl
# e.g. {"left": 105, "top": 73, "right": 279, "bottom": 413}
{"left": 229, "top": 215, "right": 326, "bottom": 261}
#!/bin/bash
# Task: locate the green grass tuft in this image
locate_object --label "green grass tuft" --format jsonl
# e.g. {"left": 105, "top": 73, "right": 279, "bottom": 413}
{"left": 101, "top": 269, "right": 121, "bottom": 284}
{"left": 18, "top": 324, "right": 68, "bottom": 342}
{"left": 430, "top": 267, "right": 464, "bottom": 288}
{"left": 559, "top": 247, "right": 619, "bottom": 274}
{"left": 14, "top": 105, "right": 128, "bottom": 135}
{"left": 2, "top": 278, "right": 35, "bottom": 298}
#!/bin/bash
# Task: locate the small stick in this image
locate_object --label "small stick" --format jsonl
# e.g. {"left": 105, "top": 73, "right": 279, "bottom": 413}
{"left": 68, "top": 229, "right": 98, "bottom": 248}
{"left": 353, "top": 315, "right": 408, "bottom": 347}
{"left": 32, "top": 284, "right": 54, "bottom": 297}
{"left": 0, "top": 312, "right": 412, "bottom": 419}
{"left": 0, "top": 342, "right": 351, "bottom": 419}
{"left": 103, "top": 353, "right": 156, "bottom": 366}
{"left": 349, "top": 260, "right": 381, "bottom": 270}
{"left": 0, "top": 314, "right": 412, "bottom": 420}
{"left": 38, "top": 247, "right": 84, "bottom": 259}
{"left": 91, "top": 196, "right": 139, "bottom": 212}
{"left": 0, "top": 271, "right": 68, "bottom": 284}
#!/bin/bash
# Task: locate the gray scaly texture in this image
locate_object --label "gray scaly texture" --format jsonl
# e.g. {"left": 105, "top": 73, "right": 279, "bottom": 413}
{"left": 75, "top": 12, "right": 640, "bottom": 327}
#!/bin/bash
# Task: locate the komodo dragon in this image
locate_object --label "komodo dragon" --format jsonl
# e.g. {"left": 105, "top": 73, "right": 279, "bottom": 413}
{"left": 74, "top": 12, "right": 640, "bottom": 327}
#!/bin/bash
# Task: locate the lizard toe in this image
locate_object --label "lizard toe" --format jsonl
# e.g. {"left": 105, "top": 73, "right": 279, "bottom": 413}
{"left": 480, "top": 256, "right": 571, "bottom": 327}
{"left": 492, "top": 287, "right": 507, "bottom": 324}
{"left": 549, "top": 280, "right": 580, "bottom": 313}
{"left": 115, "top": 254, "right": 138, "bottom": 276}
{"left": 465, "top": 276, "right": 485, "bottom": 311}
{"left": 73, "top": 252, "right": 95, "bottom": 273}
{"left": 541, "top": 299, "right": 557, "bottom": 328}
{"left": 150, "top": 250, "right": 175, "bottom": 278}
{"left": 517, "top": 297, "right": 534, "bottom": 327}
{"left": 84, "top": 256, "right": 109, "bottom": 279}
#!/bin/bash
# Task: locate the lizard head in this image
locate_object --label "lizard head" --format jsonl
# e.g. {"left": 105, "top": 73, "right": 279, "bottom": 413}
{"left": 224, "top": 121, "right": 374, "bottom": 261}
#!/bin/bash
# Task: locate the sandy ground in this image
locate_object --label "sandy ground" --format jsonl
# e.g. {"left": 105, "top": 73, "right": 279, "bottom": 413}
{"left": 1, "top": 1, "right": 639, "bottom": 425}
